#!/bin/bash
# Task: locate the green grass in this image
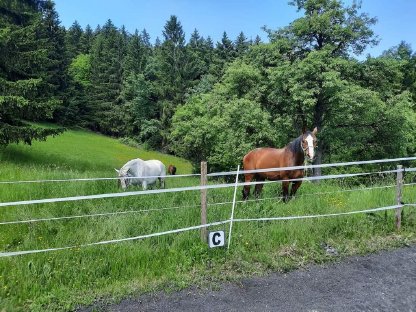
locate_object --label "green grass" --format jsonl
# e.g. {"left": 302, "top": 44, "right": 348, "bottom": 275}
{"left": 1, "top": 128, "right": 416, "bottom": 311}
{"left": 0, "top": 127, "right": 191, "bottom": 174}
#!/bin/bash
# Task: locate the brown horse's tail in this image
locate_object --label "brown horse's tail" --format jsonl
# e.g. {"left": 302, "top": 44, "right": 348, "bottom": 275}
{"left": 242, "top": 150, "right": 257, "bottom": 200}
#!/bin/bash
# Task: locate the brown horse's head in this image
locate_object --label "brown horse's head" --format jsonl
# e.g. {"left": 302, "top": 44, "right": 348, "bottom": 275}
{"left": 168, "top": 165, "right": 177, "bottom": 175}
{"left": 301, "top": 127, "right": 318, "bottom": 161}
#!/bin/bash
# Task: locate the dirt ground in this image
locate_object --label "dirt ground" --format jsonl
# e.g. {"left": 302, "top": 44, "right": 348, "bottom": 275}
{"left": 80, "top": 245, "right": 416, "bottom": 312}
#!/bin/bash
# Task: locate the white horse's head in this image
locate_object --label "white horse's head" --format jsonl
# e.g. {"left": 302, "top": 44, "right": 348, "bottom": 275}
{"left": 115, "top": 168, "right": 130, "bottom": 190}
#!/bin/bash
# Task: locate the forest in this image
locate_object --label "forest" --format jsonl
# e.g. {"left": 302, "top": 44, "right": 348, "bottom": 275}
{"left": 1, "top": 0, "right": 416, "bottom": 172}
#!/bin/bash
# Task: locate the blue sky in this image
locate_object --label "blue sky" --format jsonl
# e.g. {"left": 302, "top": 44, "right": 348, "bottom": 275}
{"left": 54, "top": 0, "right": 416, "bottom": 58}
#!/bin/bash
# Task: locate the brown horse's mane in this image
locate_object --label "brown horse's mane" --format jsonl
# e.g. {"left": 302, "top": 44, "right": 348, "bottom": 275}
{"left": 286, "top": 133, "right": 306, "bottom": 155}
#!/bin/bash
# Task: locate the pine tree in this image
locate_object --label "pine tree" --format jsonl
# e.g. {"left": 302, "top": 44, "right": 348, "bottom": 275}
{"left": 89, "top": 20, "right": 125, "bottom": 134}
{"left": 42, "top": 0, "right": 68, "bottom": 100}
{"left": 205, "top": 36, "right": 214, "bottom": 49}
{"left": 254, "top": 35, "right": 262, "bottom": 45}
{"left": 189, "top": 29, "right": 202, "bottom": 48}
{"left": 187, "top": 29, "right": 213, "bottom": 83}
{"left": 141, "top": 29, "right": 151, "bottom": 48}
{"left": 216, "top": 32, "right": 235, "bottom": 61}
{"left": 154, "top": 37, "right": 161, "bottom": 48}
{"left": 235, "top": 31, "right": 249, "bottom": 56}
{"left": 81, "top": 24, "right": 94, "bottom": 53}
{"left": 141, "top": 15, "right": 191, "bottom": 148}
{"left": 211, "top": 32, "right": 236, "bottom": 77}
{"left": 140, "top": 29, "right": 152, "bottom": 69}
{"left": 65, "top": 20, "right": 84, "bottom": 60}
{"left": 39, "top": 0, "right": 73, "bottom": 126}
{"left": 160, "top": 15, "right": 188, "bottom": 103}
{"left": 202, "top": 36, "right": 215, "bottom": 74}
{"left": 0, "top": 0, "right": 64, "bottom": 146}
{"left": 123, "top": 29, "right": 151, "bottom": 77}
{"left": 63, "top": 22, "right": 94, "bottom": 126}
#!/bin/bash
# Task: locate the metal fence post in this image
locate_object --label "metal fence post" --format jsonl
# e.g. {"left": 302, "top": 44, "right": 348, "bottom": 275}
{"left": 395, "top": 165, "right": 403, "bottom": 230}
{"left": 200, "top": 161, "right": 208, "bottom": 242}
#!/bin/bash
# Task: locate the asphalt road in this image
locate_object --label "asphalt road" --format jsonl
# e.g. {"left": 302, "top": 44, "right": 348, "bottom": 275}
{"left": 82, "top": 245, "right": 416, "bottom": 312}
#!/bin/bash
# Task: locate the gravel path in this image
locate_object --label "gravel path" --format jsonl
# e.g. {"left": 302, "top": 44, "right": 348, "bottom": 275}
{"left": 83, "top": 245, "right": 416, "bottom": 312}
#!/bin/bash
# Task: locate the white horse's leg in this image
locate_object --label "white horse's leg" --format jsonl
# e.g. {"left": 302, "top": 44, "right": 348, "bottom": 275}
{"left": 142, "top": 181, "right": 148, "bottom": 190}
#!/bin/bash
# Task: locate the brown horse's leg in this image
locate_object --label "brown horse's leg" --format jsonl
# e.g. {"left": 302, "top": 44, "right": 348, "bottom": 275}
{"left": 254, "top": 177, "right": 265, "bottom": 198}
{"left": 242, "top": 173, "right": 255, "bottom": 200}
{"left": 282, "top": 181, "right": 290, "bottom": 203}
{"left": 290, "top": 181, "right": 303, "bottom": 198}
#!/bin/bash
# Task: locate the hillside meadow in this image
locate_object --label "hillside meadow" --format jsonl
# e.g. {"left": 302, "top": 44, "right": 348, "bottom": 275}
{"left": 1, "top": 128, "right": 416, "bottom": 311}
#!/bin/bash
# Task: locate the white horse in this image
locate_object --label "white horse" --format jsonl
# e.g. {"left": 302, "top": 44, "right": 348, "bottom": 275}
{"left": 115, "top": 158, "right": 166, "bottom": 190}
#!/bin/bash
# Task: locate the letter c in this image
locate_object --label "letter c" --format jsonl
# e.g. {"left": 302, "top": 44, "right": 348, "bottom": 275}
{"left": 212, "top": 232, "right": 221, "bottom": 245}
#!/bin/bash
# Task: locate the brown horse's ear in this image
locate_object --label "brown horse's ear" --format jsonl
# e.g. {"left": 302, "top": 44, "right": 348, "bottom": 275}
{"left": 312, "top": 127, "right": 318, "bottom": 135}
{"left": 302, "top": 125, "right": 307, "bottom": 134}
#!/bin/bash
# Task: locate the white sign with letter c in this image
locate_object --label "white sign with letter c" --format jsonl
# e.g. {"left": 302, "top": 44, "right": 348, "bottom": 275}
{"left": 208, "top": 231, "right": 225, "bottom": 248}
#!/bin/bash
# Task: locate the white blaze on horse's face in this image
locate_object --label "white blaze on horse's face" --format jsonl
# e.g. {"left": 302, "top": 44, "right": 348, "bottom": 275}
{"left": 305, "top": 134, "right": 315, "bottom": 160}
{"left": 301, "top": 127, "right": 318, "bottom": 161}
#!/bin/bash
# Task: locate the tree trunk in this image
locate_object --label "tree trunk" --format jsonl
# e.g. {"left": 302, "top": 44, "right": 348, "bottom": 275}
{"left": 313, "top": 148, "right": 323, "bottom": 178}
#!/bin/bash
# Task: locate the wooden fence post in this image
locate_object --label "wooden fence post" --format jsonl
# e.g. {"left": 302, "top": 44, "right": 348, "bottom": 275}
{"left": 200, "top": 161, "right": 208, "bottom": 242}
{"left": 395, "top": 165, "right": 403, "bottom": 230}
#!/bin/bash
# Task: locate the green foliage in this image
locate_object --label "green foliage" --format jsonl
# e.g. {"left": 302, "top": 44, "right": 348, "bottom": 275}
{"left": 325, "top": 87, "right": 416, "bottom": 161}
{"left": 139, "top": 119, "right": 163, "bottom": 150}
{"left": 278, "top": 0, "right": 379, "bottom": 56}
{"left": 68, "top": 54, "right": 91, "bottom": 87}
{"left": 170, "top": 62, "right": 276, "bottom": 171}
{"left": 122, "top": 73, "right": 159, "bottom": 136}
{"left": 360, "top": 56, "right": 404, "bottom": 100}
{"left": 0, "top": 0, "right": 64, "bottom": 146}
{"left": 382, "top": 41, "right": 416, "bottom": 102}
{"left": 221, "top": 60, "right": 263, "bottom": 99}
{"left": 59, "top": 54, "right": 93, "bottom": 126}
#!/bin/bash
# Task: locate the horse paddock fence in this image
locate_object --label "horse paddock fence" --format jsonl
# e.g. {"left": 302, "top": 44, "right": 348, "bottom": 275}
{"left": 1, "top": 157, "right": 416, "bottom": 257}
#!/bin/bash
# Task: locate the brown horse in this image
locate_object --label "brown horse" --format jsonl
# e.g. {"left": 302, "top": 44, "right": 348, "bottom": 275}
{"left": 168, "top": 164, "right": 177, "bottom": 175}
{"left": 242, "top": 127, "right": 318, "bottom": 202}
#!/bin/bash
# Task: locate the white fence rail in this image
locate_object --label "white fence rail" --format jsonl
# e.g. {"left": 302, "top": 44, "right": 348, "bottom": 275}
{"left": 1, "top": 157, "right": 416, "bottom": 257}
{"left": 0, "top": 184, "right": 399, "bottom": 225}
{"left": 0, "top": 156, "right": 415, "bottom": 185}
{"left": 2, "top": 204, "right": 414, "bottom": 258}
{"left": 0, "top": 168, "right": 402, "bottom": 208}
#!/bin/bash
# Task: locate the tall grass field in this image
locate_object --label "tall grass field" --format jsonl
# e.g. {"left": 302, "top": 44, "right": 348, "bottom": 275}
{"left": 1, "top": 128, "right": 415, "bottom": 311}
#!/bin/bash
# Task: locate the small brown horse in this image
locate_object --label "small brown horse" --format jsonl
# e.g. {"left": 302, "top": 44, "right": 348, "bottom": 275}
{"left": 168, "top": 164, "right": 177, "bottom": 175}
{"left": 242, "top": 127, "right": 317, "bottom": 202}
